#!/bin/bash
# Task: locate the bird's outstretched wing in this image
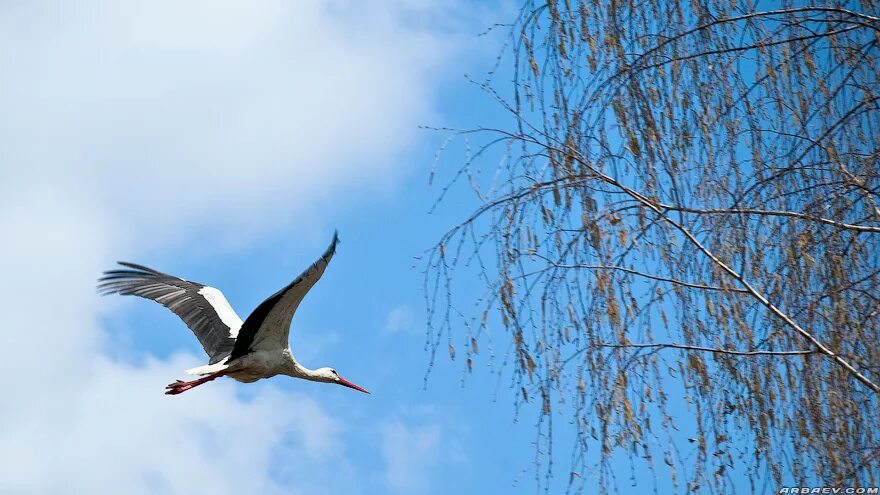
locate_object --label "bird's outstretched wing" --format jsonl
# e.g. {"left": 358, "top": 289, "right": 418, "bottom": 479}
{"left": 97, "top": 262, "right": 242, "bottom": 363}
{"left": 229, "top": 232, "right": 339, "bottom": 360}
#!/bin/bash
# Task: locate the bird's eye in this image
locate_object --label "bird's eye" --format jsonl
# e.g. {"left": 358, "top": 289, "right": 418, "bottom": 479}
{"left": 331, "top": 370, "right": 339, "bottom": 376}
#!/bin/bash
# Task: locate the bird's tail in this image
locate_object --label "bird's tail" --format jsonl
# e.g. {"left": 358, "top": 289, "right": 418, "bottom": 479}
{"left": 185, "top": 362, "right": 229, "bottom": 376}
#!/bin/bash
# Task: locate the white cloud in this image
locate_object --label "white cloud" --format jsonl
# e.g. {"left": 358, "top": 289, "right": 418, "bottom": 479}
{"left": 0, "top": 193, "right": 348, "bottom": 495}
{"left": 382, "top": 305, "right": 417, "bottom": 336}
{"left": 0, "top": 1, "right": 486, "bottom": 493}
{"left": 381, "top": 416, "right": 464, "bottom": 494}
{"left": 381, "top": 420, "right": 441, "bottom": 493}
{"left": 0, "top": 355, "right": 343, "bottom": 495}
{"left": 0, "top": 0, "right": 469, "bottom": 245}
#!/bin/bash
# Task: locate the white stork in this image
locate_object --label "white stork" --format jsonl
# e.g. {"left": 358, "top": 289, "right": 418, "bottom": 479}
{"left": 97, "top": 232, "right": 369, "bottom": 396}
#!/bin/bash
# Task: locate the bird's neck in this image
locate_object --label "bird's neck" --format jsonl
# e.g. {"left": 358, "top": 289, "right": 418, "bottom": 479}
{"left": 283, "top": 348, "right": 333, "bottom": 382}
{"left": 283, "top": 356, "right": 328, "bottom": 383}
{"left": 291, "top": 364, "right": 321, "bottom": 381}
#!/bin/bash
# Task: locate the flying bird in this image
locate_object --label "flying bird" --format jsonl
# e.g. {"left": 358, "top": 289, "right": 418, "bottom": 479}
{"left": 97, "top": 232, "right": 369, "bottom": 396}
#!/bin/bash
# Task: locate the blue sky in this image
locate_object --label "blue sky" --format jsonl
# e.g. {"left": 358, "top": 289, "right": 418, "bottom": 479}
{"left": 0, "top": 1, "right": 752, "bottom": 493}
{"left": 0, "top": 1, "right": 588, "bottom": 494}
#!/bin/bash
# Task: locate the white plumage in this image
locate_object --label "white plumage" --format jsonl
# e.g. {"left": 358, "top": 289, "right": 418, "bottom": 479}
{"left": 196, "top": 286, "right": 242, "bottom": 338}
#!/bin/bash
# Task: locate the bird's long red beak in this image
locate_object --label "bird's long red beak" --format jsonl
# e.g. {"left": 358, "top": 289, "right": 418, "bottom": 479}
{"left": 337, "top": 376, "right": 370, "bottom": 394}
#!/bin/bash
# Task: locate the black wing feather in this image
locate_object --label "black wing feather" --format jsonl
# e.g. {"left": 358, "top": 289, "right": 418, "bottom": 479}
{"left": 230, "top": 231, "right": 339, "bottom": 360}
{"left": 97, "top": 262, "right": 239, "bottom": 362}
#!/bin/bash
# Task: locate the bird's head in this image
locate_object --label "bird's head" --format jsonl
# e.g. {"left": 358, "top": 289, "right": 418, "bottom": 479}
{"left": 315, "top": 367, "right": 370, "bottom": 394}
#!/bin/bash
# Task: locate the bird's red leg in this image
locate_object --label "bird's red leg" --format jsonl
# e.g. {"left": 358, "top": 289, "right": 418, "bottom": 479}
{"left": 165, "top": 370, "right": 228, "bottom": 395}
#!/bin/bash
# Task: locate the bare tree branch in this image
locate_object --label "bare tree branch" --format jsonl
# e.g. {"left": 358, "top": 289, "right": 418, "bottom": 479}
{"left": 657, "top": 204, "right": 880, "bottom": 233}
{"left": 595, "top": 342, "right": 819, "bottom": 356}
{"left": 426, "top": 1, "right": 880, "bottom": 491}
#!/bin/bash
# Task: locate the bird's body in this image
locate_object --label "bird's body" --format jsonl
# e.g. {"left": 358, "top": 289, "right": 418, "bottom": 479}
{"left": 229, "top": 349, "right": 291, "bottom": 383}
{"left": 97, "top": 232, "right": 369, "bottom": 395}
